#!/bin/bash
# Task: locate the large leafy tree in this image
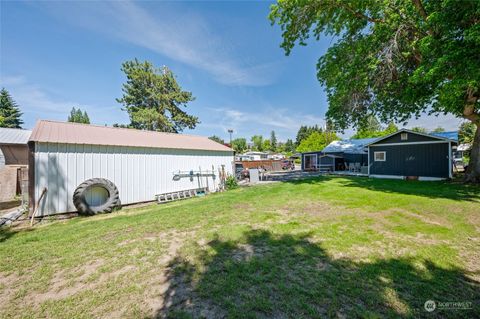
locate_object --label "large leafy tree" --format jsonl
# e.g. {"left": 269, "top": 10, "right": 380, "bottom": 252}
{"left": 296, "top": 130, "right": 338, "bottom": 153}
{"left": 411, "top": 126, "right": 428, "bottom": 133}
{"left": 270, "top": 0, "right": 480, "bottom": 182}
{"left": 251, "top": 135, "right": 264, "bottom": 151}
{"left": 459, "top": 121, "right": 476, "bottom": 145}
{"left": 117, "top": 59, "right": 199, "bottom": 133}
{"left": 263, "top": 139, "right": 272, "bottom": 152}
{"left": 231, "top": 138, "right": 247, "bottom": 153}
{"left": 0, "top": 88, "right": 23, "bottom": 128}
{"left": 432, "top": 126, "right": 445, "bottom": 133}
{"left": 352, "top": 117, "right": 398, "bottom": 139}
{"left": 68, "top": 107, "right": 90, "bottom": 124}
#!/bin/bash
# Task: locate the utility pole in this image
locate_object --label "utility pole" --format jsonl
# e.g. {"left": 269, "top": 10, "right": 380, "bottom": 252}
{"left": 228, "top": 129, "right": 233, "bottom": 145}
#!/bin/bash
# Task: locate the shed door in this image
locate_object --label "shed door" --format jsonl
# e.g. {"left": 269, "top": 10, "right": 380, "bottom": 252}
{"left": 304, "top": 154, "right": 316, "bottom": 170}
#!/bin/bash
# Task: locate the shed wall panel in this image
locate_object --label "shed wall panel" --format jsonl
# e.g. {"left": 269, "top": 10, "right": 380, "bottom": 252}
{"left": 34, "top": 143, "right": 233, "bottom": 216}
{"left": 369, "top": 143, "right": 449, "bottom": 178}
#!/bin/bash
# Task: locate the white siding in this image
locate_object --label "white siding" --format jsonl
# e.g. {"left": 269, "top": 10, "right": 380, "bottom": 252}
{"left": 34, "top": 142, "right": 234, "bottom": 216}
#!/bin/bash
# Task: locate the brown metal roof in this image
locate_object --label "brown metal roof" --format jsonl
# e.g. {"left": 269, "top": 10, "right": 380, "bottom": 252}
{"left": 29, "top": 120, "right": 233, "bottom": 152}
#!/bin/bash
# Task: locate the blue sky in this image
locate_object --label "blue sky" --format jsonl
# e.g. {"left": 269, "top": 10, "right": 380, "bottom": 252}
{"left": 1, "top": 1, "right": 461, "bottom": 141}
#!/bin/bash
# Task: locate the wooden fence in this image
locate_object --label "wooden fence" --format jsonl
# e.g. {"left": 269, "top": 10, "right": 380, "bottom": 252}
{"left": 237, "top": 160, "right": 283, "bottom": 171}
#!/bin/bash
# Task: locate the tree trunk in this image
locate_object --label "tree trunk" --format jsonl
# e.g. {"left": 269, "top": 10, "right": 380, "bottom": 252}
{"left": 464, "top": 123, "right": 480, "bottom": 183}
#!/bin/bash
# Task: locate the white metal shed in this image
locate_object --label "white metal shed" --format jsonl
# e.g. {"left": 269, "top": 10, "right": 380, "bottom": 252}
{"left": 28, "top": 120, "right": 234, "bottom": 216}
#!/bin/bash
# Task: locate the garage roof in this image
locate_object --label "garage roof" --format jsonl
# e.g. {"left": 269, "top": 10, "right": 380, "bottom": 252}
{"left": 29, "top": 120, "right": 233, "bottom": 152}
{"left": 322, "top": 138, "right": 377, "bottom": 154}
{"left": 366, "top": 128, "right": 458, "bottom": 146}
{"left": 0, "top": 128, "right": 32, "bottom": 145}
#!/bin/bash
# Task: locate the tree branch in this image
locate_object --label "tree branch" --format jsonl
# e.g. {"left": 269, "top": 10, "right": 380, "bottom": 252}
{"left": 464, "top": 88, "right": 480, "bottom": 124}
{"left": 411, "top": 0, "right": 428, "bottom": 21}
{"left": 337, "top": 2, "right": 384, "bottom": 24}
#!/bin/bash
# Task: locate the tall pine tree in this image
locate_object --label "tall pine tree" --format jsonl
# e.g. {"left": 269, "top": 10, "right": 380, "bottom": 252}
{"left": 117, "top": 59, "right": 199, "bottom": 133}
{"left": 0, "top": 88, "right": 23, "bottom": 128}
{"left": 270, "top": 130, "right": 277, "bottom": 152}
{"left": 68, "top": 107, "right": 90, "bottom": 124}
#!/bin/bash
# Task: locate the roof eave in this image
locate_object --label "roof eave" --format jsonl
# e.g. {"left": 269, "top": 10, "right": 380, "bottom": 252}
{"left": 366, "top": 128, "right": 457, "bottom": 146}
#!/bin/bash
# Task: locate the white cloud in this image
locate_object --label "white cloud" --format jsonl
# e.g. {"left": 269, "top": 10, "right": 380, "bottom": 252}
{"left": 200, "top": 107, "right": 326, "bottom": 140}
{"left": 201, "top": 106, "right": 464, "bottom": 141}
{"left": 38, "top": 1, "right": 279, "bottom": 86}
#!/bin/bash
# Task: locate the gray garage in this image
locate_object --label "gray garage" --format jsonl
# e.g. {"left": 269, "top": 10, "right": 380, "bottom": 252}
{"left": 367, "top": 129, "right": 457, "bottom": 180}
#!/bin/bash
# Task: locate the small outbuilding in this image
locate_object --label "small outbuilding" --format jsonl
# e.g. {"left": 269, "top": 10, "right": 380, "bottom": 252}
{"left": 0, "top": 128, "right": 31, "bottom": 168}
{"left": 28, "top": 120, "right": 234, "bottom": 216}
{"left": 367, "top": 129, "right": 457, "bottom": 180}
{"left": 301, "top": 138, "right": 376, "bottom": 171}
{"left": 0, "top": 128, "right": 31, "bottom": 202}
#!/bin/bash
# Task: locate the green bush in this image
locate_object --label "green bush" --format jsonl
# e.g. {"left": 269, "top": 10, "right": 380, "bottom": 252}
{"left": 225, "top": 175, "right": 238, "bottom": 190}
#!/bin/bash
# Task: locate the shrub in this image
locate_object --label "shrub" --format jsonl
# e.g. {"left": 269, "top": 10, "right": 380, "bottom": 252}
{"left": 225, "top": 175, "right": 238, "bottom": 190}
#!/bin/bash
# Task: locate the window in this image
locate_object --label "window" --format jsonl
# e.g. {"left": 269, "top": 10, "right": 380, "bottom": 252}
{"left": 374, "top": 151, "right": 386, "bottom": 161}
{"left": 401, "top": 133, "right": 408, "bottom": 141}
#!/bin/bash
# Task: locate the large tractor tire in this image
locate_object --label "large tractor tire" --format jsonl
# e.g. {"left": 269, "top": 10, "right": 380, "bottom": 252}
{"left": 73, "top": 178, "right": 120, "bottom": 215}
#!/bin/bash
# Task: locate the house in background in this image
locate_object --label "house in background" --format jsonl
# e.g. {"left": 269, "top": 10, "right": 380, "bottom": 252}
{"left": 301, "top": 138, "right": 376, "bottom": 172}
{"left": 241, "top": 151, "right": 268, "bottom": 161}
{"left": 367, "top": 129, "right": 457, "bottom": 180}
{"left": 301, "top": 129, "right": 458, "bottom": 180}
{"left": 453, "top": 143, "right": 471, "bottom": 163}
{"left": 267, "top": 153, "right": 285, "bottom": 160}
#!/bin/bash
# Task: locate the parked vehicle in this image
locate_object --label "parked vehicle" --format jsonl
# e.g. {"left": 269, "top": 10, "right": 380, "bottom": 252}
{"left": 281, "top": 160, "right": 295, "bottom": 170}
{"left": 235, "top": 163, "right": 249, "bottom": 179}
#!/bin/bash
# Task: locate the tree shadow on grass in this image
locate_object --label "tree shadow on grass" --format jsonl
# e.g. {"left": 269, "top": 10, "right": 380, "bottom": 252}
{"left": 0, "top": 227, "right": 34, "bottom": 243}
{"left": 152, "top": 230, "right": 479, "bottom": 318}
{"left": 0, "top": 228, "right": 16, "bottom": 243}
{"left": 286, "top": 175, "right": 480, "bottom": 202}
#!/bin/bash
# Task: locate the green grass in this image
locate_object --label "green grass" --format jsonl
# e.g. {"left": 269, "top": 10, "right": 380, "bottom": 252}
{"left": 1, "top": 176, "right": 479, "bottom": 318}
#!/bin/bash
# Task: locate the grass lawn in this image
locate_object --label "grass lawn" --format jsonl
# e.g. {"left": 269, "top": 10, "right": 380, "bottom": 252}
{"left": 1, "top": 176, "right": 479, "bottom": 318}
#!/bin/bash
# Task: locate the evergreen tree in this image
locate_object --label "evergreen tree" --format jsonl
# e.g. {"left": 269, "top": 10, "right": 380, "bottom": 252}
{"left": 68, "top": 107, "right": 90, "bottom": 124}
{"left": 270, "top": 131, "right": 277, "bottom": 152}
{"left": 117, "top": 59, "right": 198, "bottom": 133}
{"left": 295, "top": 125, "right": 323, "bottom": 146}
{"left": 83, "top": 111, "right": 90, "bottom": 124}
{"left": 0, "top": 88, "right": 23, "bottom": 128}
{"left": 284, "top": 139, "right": 295, "bottom": 153}
{"left": 295, "top": 126, "right": 308, "bottom": 146}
